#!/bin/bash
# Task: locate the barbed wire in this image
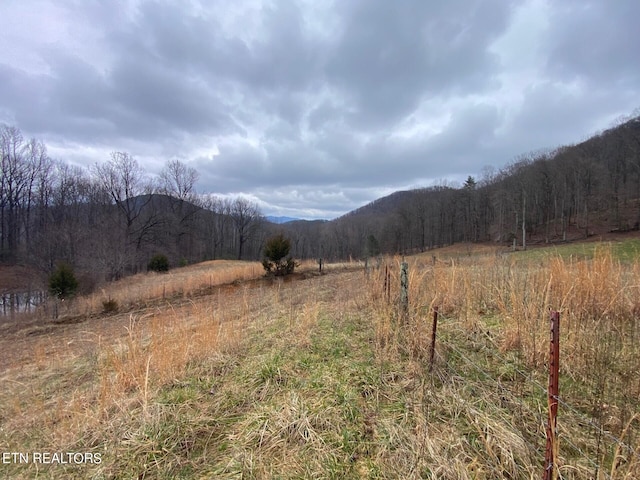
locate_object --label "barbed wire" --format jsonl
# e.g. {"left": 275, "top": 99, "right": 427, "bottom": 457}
{"left": 554, "top": 394, "right": 640, "bottom": 463}
{"left": 437, "top": 334, "right": 615, "bottom": 477}
{"left": 437, "top": 309, "right": 640, "bottom": 465}
{"left": 435, "top": 335, "right": 544, "bottom": 457}
{"left": 426, "top": 311, "right": 640, "bottom": 476}
{"left": 556, "top": 429, "right": 610, "bottom": 477}
{"left": 448, "top": 336, "right": 621, "bottom": 474}
{"left": 367, "top": 273, "right": 640, "bottom": 470}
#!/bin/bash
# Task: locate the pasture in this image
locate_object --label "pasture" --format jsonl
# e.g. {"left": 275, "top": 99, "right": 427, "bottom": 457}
{"left": 1, "top": 243, "right": 639, "bottom": 479}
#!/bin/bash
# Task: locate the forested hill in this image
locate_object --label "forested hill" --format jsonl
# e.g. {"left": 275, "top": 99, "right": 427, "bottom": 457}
{"left": 2, "top": 114, "right": 640, "bottom": 289}
{"left": 301, "top": 114, "right": 640, "bottom": 258}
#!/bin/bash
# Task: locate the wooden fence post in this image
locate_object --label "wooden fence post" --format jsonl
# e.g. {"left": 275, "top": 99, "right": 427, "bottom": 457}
{"left": 400, "top": 261, "right": 409, "bottom": 320}
{"left": 544, "top": 310, "right": 560, "bottom": 480}
{"left": 429, "top": 306, "right": 439, "bottom": 372}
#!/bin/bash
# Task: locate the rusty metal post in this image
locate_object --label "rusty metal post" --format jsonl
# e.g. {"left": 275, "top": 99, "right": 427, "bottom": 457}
{"left": 429, "top": 306, "right": 439, "bottom": 372}
{"left": 383, "top": 265, "right": 390, "bottom": 303}
{"left": 383, "top": 265, "right": 387, "bottom": 300}
{"left": 544, "top": 310, "right": 560, "bottom": 480}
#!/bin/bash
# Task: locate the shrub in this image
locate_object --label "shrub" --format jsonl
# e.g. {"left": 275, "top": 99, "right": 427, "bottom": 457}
{"left": 148, "top": 254, "right": 170, "bottom": 272}
{"left": 364, "top": 234, "right": 381, "bottom": 258}
{"left": 263, "top": 234, "right": 297, "bottom": 276}
{"left": 102, "top": 298, "right": 118, "bottom": 313}
{"left": 49, "top": 263, "right": 79, "bottom": 300}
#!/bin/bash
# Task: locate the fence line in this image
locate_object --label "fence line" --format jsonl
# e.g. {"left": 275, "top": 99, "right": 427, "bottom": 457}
{"left": 428, "top": 306, "right": 438, "bottom": 372}
{"left": 554, "top": 430, "right": 609, "bottom": 477}
{"left": 435, "top": 319, "right": 617, "bottom": 478}
{"left": 377, "top": 260, "right": 639, "bottom": 476}
{"left": 544, "top": 310, "right": 560, "bottom": 480}
{"left": 436, "top": 335, "right": 544, "bottom": 456}
{"left": 438, "top": 310, "right": 640, "bottom": 464}
{"left": 554, "top": 394, "right": 640, "bottom": 463}
{"left": 466, "top": 323, "right": 640, "bottom": 465}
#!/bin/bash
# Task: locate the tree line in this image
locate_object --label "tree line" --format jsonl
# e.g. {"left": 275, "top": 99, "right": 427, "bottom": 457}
{"left": 301, "top": 114, "right": 640, "bottom": 258}
{"left": 3, "top": 113, "right": 640, "bottom": 291}
{"left": 1, "top": 124, "right": 265, "bottom": 290}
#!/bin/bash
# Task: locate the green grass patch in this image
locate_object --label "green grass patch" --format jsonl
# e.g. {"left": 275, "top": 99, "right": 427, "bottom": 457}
{"left": 511, "top": 237, "right": 640, "bottom": 263}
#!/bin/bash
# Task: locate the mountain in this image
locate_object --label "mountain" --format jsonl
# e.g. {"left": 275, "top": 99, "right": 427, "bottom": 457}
{"left": 297, "top": 114, "right": 640, "bottom": 257}
{"left": 338, "top": 190, "right": 418, "bottom": 218}
{"left": 266, "top": 216, "right": 301, "bottom": 224}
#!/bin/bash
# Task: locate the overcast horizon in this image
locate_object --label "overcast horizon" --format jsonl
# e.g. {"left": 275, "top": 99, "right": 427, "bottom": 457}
{"left": 1, "top": 0, "right": 639, "bottom": 220}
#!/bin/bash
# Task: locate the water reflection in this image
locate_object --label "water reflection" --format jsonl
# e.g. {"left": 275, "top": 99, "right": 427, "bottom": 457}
{"left": 0, "top": 290, "right": 47, "bottom": 316}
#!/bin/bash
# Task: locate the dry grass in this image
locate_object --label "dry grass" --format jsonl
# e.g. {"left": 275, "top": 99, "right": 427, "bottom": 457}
{"left": 1, "top": 249, "right": 639, "bottom": 479}
{"left": 75, "top": 260, "right": 263, "bottom": 316}
{"left": 367, "top": 245, "right": 640, "bottom": 478}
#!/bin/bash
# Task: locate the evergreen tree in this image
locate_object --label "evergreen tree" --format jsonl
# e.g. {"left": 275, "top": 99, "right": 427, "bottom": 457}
{"left": 49, "top": 263, "right": 79, "bottom": 300}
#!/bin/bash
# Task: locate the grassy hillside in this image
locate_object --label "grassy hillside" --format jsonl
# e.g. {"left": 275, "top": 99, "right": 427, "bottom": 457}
{"left": 1, "top": 247, "right": 639, "bottom": 479}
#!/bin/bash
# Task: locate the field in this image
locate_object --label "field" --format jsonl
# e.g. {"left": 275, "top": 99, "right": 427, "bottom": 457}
{"left": 1, "top": 243, "right": 639, "bottom": 479}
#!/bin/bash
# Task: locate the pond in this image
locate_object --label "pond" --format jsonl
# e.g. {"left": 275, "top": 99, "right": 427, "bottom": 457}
{"left": 0, "top": 290, "right": 47, "bottom": 316}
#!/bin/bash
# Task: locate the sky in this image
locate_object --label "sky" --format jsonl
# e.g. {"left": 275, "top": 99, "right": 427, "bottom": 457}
{"left": 1, "top": 0, "right": 639, "bottom": 220}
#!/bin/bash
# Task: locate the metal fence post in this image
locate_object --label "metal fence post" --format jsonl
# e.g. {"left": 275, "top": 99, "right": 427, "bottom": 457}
{"left": 544, "top": 310, "right": 560, "bottom": 480}
{"left": 383, "top": 265, "right": 391, "bottom": 303}
{"left": 429, "top": 306, "right": 439, "bottom": 372}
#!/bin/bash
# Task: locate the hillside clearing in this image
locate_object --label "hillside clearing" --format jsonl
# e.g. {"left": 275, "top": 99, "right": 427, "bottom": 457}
{"left": 1, "top": 251, "right": 639, "bottom": 479}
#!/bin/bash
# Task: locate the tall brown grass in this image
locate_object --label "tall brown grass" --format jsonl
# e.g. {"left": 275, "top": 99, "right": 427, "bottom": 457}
{"left": 58, "top": 260, "right": 263, "bottom": 318}
{"left": 371, "top": 248, "right": 640, "bottom": 378}
{"left": 367, "top": 247, "right": 640, "bottom": 477}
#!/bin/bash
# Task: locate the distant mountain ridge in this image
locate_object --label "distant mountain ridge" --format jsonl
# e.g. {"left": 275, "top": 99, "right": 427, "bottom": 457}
{"left": 266, "top": 216, "right": 300, "bottom": 224}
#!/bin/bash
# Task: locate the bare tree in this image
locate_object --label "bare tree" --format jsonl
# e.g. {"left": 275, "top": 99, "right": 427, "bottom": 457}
{"left": 200, "top": 195, "right": 234, "bottom": 259}
{"left": 93, "top": 152, "right": 153, "bottom": 229}
{"left": 158, "top": 159, "right": 202, "bottom": 259}
{"left": 0, "top": 125, "right": 52, "bottom": 260}
{"left": 229, "top": 197, "right": 262, "bottom": 260}
{"left": 1, "top": 125, "right": 27, "bottom": 258}
{"left": 91, "top": 152, "right": 162, "bottom": 274}
{"left": 159, "top": 159, "right": 199, "bottom": 201}
{"left": 21, "top": 138, "right": 51, "bottom": 249}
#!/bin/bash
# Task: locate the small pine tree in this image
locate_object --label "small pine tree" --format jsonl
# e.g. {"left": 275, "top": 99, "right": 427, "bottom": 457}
{"left": 263, "top": 233, "right": 297, "bottom": 276}
{"left": 364, "top": 234, "right": 381, "bottom": 258}
{"left": 49, "top": 263, "right": 79, "bottom": 300}
{"left": 148, "top": 254, "right": 170, "bottom": 272}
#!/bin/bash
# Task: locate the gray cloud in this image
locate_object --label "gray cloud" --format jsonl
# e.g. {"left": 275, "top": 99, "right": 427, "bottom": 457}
{"left": 0, "top": 0, "right": 638, "bottom": 219}
{"left": 546, "top": 1, "right": 640, "bottom": 88}
{"left": 324, "top": 0, "right": 510, "bottom": 129}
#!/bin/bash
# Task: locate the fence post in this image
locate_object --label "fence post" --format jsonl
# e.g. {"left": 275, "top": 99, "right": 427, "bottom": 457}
{"left": 544, "top": 310, "right": 560, "bottom": 480}
{"left": 429, "top": 306, "right": 439, "bottom": 372}
{"left": 383, "top": 265, "right": 391, "bottom": 303}
{"left": 400, "top": 261, "right": 409, "bottom": 320}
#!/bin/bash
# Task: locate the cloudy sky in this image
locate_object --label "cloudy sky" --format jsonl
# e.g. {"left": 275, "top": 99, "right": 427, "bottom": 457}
{"left": 1, "top": 0, "right": 638, "bottom": 219}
